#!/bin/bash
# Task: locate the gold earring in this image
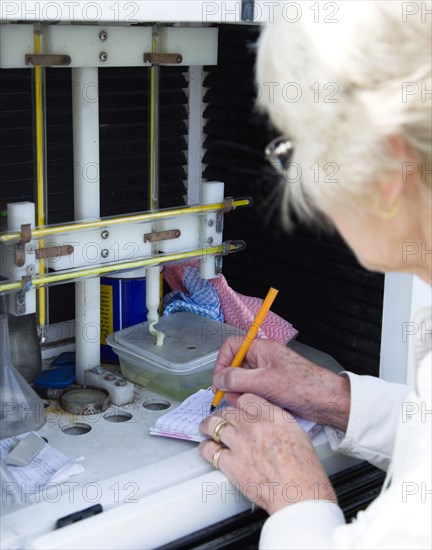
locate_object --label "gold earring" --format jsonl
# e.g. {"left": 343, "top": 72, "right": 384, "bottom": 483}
{"left": 373, "top": 198, "right": 400, "bottom": 220}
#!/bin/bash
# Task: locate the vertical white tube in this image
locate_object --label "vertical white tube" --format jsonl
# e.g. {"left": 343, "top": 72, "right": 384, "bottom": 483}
{"left": 72, "top": 68, "right": 100, "bottom": 385}
{"left": 187, "top": 66, "right": 204, "bottom": 206}
{"left": 146, "top": 265, "right": 164, "bottom": 346}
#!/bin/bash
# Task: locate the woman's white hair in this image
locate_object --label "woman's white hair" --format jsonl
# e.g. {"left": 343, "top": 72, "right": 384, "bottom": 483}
{"left": 256, "top": 0, "right": 432, "bottom": 225}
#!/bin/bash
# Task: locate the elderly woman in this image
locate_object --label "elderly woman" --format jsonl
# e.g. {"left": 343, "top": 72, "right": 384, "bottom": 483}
{"left": 199, "top": 1, "right": 431, "bottom": 548}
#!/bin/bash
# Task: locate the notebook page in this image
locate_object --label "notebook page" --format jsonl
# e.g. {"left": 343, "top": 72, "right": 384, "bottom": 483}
{"left": 149, "top": 389, "right": 321, "bottom": 443}
{"left": 149, "top": 389, "right": 214, "bottom": 442}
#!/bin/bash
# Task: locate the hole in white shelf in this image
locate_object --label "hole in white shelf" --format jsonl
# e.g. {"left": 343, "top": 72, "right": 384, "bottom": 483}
{"left": 142, "top": 399, "right": 171, "bottom": 411}
{"left": 61, "top": 422, "right": 91, "bottom": 436}
{"left": 103, "top": 411, "right": 133, "bottom": 423}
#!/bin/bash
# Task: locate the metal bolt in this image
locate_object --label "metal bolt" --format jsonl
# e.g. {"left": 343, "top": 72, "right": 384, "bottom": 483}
{"left": 99, "top": 52, "right": 108, "bottom": 62}
{"left": 215, "top": 255, "right": 223, "bottom": 275}
{"left": 208, "top": 219, "right": 215, "bottom": 227}
{"left": 216, "top": 212, "right": 224, "bottom": 233}
{"left": 207, "top": 237, "right": 214, "bottom": 245}
{"left": 101, "top": 249, "right": 109, "bottom": 258}
{"left": 115, "top": 379, "right": 127, "bottom": 387}
{"left": 92, "top": 367, "right": 105, "bottom": 375}
{"left": 26, "top": 265, "right": 35, "bottom": 275}
{"left": 101, "top": 230, "right": 109, "bottom": 239}
{"left": 104, "top": 374, "right": 115, "bottom": 381}
{"left": 99, "top": 30, "right": 108, "bottom": 41}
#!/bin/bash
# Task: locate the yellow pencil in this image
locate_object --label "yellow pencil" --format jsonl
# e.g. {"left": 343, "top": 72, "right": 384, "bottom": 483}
{"left": 210, "top": 287, "right": 279, "bottom": 412}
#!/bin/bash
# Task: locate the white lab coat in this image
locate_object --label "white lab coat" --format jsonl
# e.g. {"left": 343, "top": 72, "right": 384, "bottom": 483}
{"left": 260, "top": 323, "right": 431, "bottom": 548}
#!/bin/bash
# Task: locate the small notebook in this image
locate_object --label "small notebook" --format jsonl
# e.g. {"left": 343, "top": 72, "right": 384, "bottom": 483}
{"left": 149, "top": 389, "right": 321, "bottom": 443}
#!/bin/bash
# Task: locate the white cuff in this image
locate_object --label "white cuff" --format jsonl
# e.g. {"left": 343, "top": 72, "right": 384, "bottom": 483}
{"left": 325, "top": 372, "right": 409, "bottom": 471}
{"left": 259, "top": 500, "right": 345, "bottom": 550}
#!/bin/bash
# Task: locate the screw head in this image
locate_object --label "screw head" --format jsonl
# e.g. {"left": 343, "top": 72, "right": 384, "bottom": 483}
{"left": 207, "top": 237, "right": 214, "bottom": 245}
{"left": 101, "top": 230, "right": 109, "bottom": 239}
{"left": 99, "top": 52, "right": 108, "bottom": 62}
{"left": 101, "top": 249, "right": 109, "bottom": 258}
{"left": 92, "top": 367, "right": 105, "bottom": 375}
{"left": 215, "top": 255, "right": 223, "bottom": 275}
{"left": 99, "top": 30, "right": 108, "bottom": 41}
{"left": 208, "top": 219, "right": 215, "bottom": 227}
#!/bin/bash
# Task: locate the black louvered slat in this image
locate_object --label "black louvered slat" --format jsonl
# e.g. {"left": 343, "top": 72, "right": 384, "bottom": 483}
{"left": 1, "top": 65, "right": 188, "bottom": 324}
{"left": 203, "top": 25, "right": 384, "bottom": 377}
{"left": 0, "top": 70, "right": 34, "bottom": 208}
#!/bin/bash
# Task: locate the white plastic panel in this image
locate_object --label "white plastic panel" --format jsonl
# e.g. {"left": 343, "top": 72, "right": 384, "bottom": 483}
{"left": 45, "top": 24, "right": 152, "bottom": 68}
{"left": 0, "top": 24, "right": 218, "bottom": 68}
{"left": 0, "top": 24, "right": 34, "bottom": 67}
{"left": 158, "top": 27, "right": 218, "bottom": 66}
{"left": 0, "top": 1, "right": 242, "bottom": 23}
{"left": 199, "top": 182, "right": 224, "bottom": 279}
{"left": 380, "top": 273, "right": 432, "bottom": 384}
{"left": 44, "top": 223, "right": 153, "bottom": 270}
{"left": 0, "top": 202, "right": 38, "bottom": 315}
{"left": 380, "top": 273, "right": 432, "bottom": 385}
{"left": 157, "top": 215, "right": 200, "bottom": 254}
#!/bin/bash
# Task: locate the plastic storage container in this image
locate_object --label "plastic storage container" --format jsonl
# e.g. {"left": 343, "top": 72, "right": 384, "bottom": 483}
{"left": 106, "top": 312, "right": 242, "bottom": 400}
{"left": 0, "top": 315, "right": 46, "bottom": 439}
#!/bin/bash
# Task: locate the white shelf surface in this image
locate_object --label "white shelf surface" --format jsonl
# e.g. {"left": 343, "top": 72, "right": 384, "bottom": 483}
{"left": 1, "top": 359, "right": 358, "bottom": 549}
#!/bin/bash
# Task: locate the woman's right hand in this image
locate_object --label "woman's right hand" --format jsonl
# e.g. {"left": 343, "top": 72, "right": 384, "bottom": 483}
{"left": 213, "top": 337, "right": 351, "bottom": 431}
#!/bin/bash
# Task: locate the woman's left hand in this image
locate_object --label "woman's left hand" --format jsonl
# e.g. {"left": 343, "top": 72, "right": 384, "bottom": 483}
{"left": 199, "top": 393, "right": 337, "bottom": 515}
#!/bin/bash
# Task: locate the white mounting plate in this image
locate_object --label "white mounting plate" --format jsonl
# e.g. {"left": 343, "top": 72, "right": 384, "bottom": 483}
{"left": 44, "top": 222, "right": 153, "bottom": 271}
{"left": 0, "top": 24, "right": 218, "bottom": 68}
{"left": 0, "top": 1, "right": 243, "bottom": 24}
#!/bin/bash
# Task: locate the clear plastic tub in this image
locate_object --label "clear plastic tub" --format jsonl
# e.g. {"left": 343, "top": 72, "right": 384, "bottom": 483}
{"left": 106, "top": 312, "right": 242, "bottom": 400}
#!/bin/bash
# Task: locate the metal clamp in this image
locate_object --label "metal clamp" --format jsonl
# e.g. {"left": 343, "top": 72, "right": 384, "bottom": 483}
{"left": 143, "top": 53, "right": 183, "bottom": 64}
{"left": 222, "top": 240, "right": 247, "bottom": 256}
{"left": 25, "top": 54, "right": 71, "bottom": 66}
{"left": 216, "top": 212, "right": 224, "bottom": 234}
{"left": 21, "top": 224, "right": 32, "bottom": 243}
{"left": 14, "top": 224, "right": 32, "bottom": 267}
{"left": 15, "top": 276, "right": 33, "bottom": 315}
{"left": 144, "top": 229, "right": 181, "bottom": 243}
{"left": 35, "top": 245, "right": 74, "bottom": 260}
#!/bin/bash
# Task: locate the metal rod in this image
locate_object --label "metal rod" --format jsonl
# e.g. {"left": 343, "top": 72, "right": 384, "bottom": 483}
{"left": 0, "top": 202, "right": 229, "bottom": 243}
{"left": 0, "top": 246, "right": 226, "bottom": 294}
{"left": 34, "top": 30, "right": 48, "bottom": 341}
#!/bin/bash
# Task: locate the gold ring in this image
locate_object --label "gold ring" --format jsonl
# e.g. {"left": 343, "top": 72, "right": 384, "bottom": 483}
{"left": 211, "top": 446, "right": 225, "bottom": 470}
{"left": 212, "top": 419, "right": 230, "bottom": 444}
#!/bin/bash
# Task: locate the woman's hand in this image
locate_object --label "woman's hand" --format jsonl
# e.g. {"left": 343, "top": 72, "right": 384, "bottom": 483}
{"left": 199, "top": 394, "right": 337, "bottom": 515}
{"left": 212, "top": 338, "right": 350, "bottom": 431}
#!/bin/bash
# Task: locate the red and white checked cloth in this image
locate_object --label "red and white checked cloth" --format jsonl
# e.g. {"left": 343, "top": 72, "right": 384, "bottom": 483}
{"left": 163, "top": 260, "right": 298, "bottom": 345}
